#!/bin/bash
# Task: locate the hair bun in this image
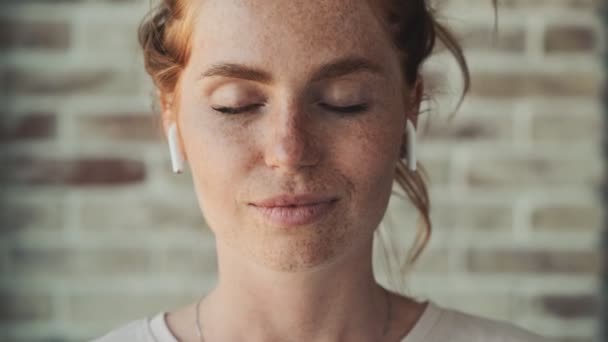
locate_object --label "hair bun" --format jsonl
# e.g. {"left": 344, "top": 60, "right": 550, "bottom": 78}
{"left": 154, "top": 2, "right": 171, "bottom": 29}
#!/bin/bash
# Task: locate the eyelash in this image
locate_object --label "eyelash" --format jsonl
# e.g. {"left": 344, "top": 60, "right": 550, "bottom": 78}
{"left": 212, "top": 103, "right": 369, "bottom": 115}
{"left": 321, "top": 103, "right": 369, "bottom": 114}
{"left": 212, "top": 103, "right": 262, "bottom": 115}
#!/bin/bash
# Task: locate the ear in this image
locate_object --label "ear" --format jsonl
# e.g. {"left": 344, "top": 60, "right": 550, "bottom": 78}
{"left": 158, "top": 89, "right": 174, "bottom": 135}
{"left": 406, "top": 76, "right": 424, "bottom": 129}
{"left": 158, "top": 90, "right": 189, "bottom": 163}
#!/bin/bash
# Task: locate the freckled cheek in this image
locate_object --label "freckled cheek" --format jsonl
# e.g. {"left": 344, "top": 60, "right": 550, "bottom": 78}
{"left": 351, "top": 142, "right": 396, "bottom": 191}
{"left": 194, "top": 131, "right": 253, "bottom": 182}
{"left": 336, "top": 124, "right": 399, "bottom": 208}
{"left": 343, "top": 119, "right": 401, "bottom": 170}
{"left": 180, "top": 112, "right": 255, "bottom": 203}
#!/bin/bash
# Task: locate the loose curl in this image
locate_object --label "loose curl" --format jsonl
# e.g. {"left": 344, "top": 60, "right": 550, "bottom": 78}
{"left": 139, "top": 0, "right": 497, "bottom": 291}
{"left": 138, "top": 0, "right": 195, "bottom": 95}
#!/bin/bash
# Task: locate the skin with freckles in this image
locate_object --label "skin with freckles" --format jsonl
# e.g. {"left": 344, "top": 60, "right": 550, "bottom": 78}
{"left": 161, "top": 0, "right": 426, "bottom": 341}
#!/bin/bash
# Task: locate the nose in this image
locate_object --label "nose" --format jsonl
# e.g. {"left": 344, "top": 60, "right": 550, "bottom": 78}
{"left": 263, "top": 102, "right": 321, "bottom": 173}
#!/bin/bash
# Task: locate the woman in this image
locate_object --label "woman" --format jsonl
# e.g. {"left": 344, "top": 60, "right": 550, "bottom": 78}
{"left": 94, "top": 0, "right": 552, "bottom": 341}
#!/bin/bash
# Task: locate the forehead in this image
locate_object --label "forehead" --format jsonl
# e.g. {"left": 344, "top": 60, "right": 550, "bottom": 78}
{"left": 189, "top": 0, "right": 399, "bottom": 82}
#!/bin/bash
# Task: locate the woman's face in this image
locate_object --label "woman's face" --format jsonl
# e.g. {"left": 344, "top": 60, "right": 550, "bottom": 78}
{"left": 173, "top": 0, "right": 412, "bottom": 272}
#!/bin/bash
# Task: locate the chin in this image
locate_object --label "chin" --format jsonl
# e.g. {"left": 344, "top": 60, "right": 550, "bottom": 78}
{"left": 242, "top": 221, "right": 363, "bottom": 273}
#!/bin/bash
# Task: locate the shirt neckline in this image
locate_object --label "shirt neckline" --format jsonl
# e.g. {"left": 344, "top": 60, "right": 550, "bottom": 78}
{"left": 400, "top": 301, "right": 442, "bottom": 342}
{"left": 149, "top": 300, "right": 441, "bottom": 342}
{"left": 148, "top": 312, "right": 178, "bottom": 342}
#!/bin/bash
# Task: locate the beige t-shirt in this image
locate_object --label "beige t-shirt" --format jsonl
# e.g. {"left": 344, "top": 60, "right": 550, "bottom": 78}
{"left": 91, "top": 301, "right": 553, "bottom": 342}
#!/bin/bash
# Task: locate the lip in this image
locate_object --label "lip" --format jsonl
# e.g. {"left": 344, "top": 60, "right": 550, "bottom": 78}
{"left": 249, "top": 194, "right": 339, "bottom": 227}
{"left": 251, "top": 193, "right": 337, "bottom": 207}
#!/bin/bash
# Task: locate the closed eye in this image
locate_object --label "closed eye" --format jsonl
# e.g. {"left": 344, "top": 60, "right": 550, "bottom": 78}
{"left": 212, "top": 103, "right": 263, "bottom": 115}
{"left": 212, "top": 103, "right": 369, "bottom": 115}
{"left": 320, "top": 103, "right": 369, "bottom": 114}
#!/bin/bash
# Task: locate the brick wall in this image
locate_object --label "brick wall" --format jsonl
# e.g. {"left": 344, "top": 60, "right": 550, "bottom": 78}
{"left": 0, "top": 0, "right": 602, "bottom": 341}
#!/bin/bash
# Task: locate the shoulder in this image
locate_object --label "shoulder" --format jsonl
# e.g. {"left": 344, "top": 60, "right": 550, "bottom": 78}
{"left": 416, "top": 301, "right": 554, "bottom": 342}
{"left": 90, "top": 316, "right": 156, "bottom": 342}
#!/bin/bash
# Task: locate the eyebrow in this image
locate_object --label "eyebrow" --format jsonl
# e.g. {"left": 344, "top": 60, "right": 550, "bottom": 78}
{"left": 198, "top": 56, "right": 386, "bottom": 84}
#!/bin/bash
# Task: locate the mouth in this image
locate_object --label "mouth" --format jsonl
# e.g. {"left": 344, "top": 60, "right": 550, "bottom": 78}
{"left": 250, "top": 193, "right": 338, "bottom": 207}
{"left": 249, "top": 194, "right": 339, "bottom": 227}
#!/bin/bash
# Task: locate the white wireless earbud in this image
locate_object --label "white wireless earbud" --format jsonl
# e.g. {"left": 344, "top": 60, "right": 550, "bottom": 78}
{"left": 168, "top": 122, "right": 184, "bottom": 174}
{"left": 406, "top": 119, "right": 417, "bottom": 172}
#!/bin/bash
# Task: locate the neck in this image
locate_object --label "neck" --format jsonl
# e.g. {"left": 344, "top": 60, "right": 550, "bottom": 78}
{"left": 199, "top": 238, "right": 390, "bottom": 342}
